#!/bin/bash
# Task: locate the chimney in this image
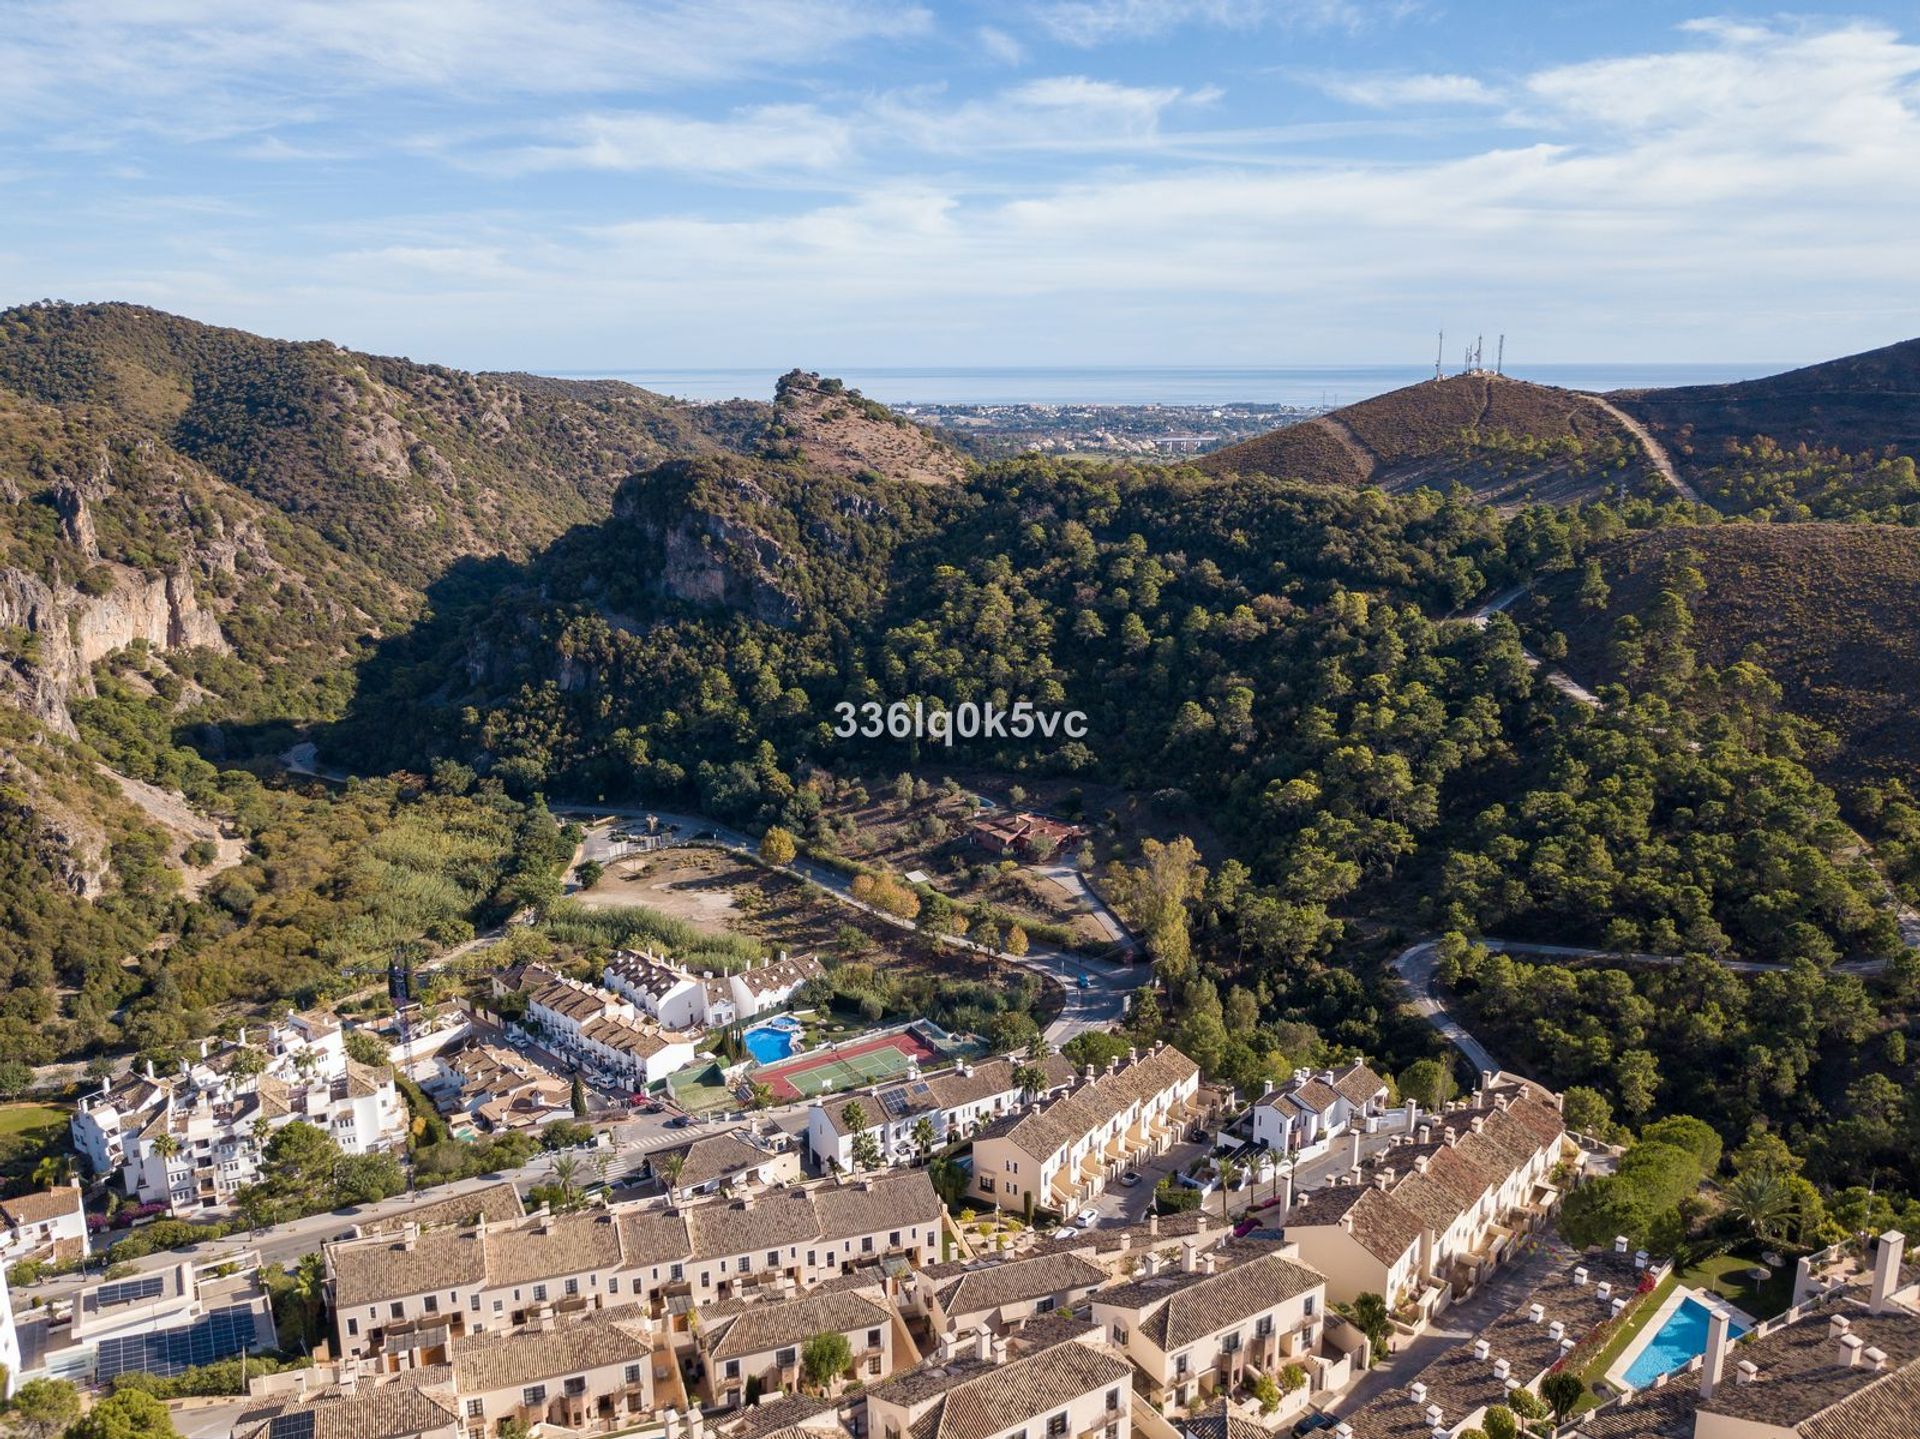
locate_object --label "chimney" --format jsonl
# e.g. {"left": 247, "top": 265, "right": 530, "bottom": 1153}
{"left": 402, "top": 1222, "right": 419, "bottom": 1251}
{"left": 199, "top": 1039, "right": 209, "bottom": 1059}
{"left": 1548, "top": 1320, "right": 1565, "bottom": 1342}
{"left": 1408, "top": 1382, "right": 1428, "bottom": 1404}
{"left": 1417, "top": 1124, "right": 1431, "bottom": 1145}
{"left": 1413, "top": 1155, "right": 1430, "bottom": 1175}
{"left": 1181, "top": 1239, "right": 1199, "bottom": 1273}
{"left": 1479, "top": 1069, "right": 1495, "bottom": 1095}
{"left": 1491, "top": 1358, "right": 1510, "bottom": 1381}
{"left": 1635, "top": 1250, "right": 1649, "bottom": 1270}
{"left": 1871, "top": 1230, "right": 1906, "bottom": 1313}
{"left": 1262, "top": 1081, "right": 1275, "bottom": 1097}
{"left": 1865, "top": 1346, "right": 1888, "bottom": 1372}
{"left": 145, "top": 1059, "right": 157, "bottom": 1080}
{"left": 1699, "top": 1307, "right": 1732, "bottom": 1399}
{"left": 974, "top": 1329, "right": 993, "bottom": 1363}
{"left": 1613, "top": 1235, "right": 1630, "bottom": 1254}
{"left": 1839, "top": 1334, "right": 1864, "bottom": 1367}
{"left": 1469, "top": 1117, "right": 1486, "bottom": 1135}
{"left": 1441, "top": 1126, "right": 1457, "bottom": 1146}
{"left": 1200, "top": 1252, "right": 1217, "bottom": 1276}
{"left": 1148, "top": 1214, "right": 1160, "bottom": 1237}
{"left": 1527, "top": 1304, "right": 1544, "bottom": 1324}
{"left": 1347, "top": 1132, "right": 1362, "bottom": 1168}
{"left": 1596, "top": 1282, "right": 1612, "bottom": 1302}
{"left": 1471, "top": 1340, "right": 1489, "bottom": 1361}
{"left": 1128, "top": 1047, "right": 1139, "bottom": 1065}
{"left": 1574, "top": 1267, "right": 1589, "bottom": 1286}
{"left": 1143, "top": 1252, "right": 1163, "bottom": 1277}
{"left": 1735, "top": 1359, "right": 1758, "bottom": 1385}
{"left": 1277, "top": 1164, "right": 1293, "bottom": 1215}
{"left": 991, "top": 1337, "right": 1009, "bottom": 1366}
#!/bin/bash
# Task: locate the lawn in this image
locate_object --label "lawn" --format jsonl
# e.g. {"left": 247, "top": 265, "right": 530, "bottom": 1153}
{"left": 1570, "top": 1273, "right": 1676, "bottom": 1414}
{"left": 0, "top": 1103, "right": 66, "bottom": 1138}
{"left": 0, "top": 1103, "right": 70, "bottom": 1184}
{"left": 1676, "top": 1248, "right": 1797, "bottom": 1319}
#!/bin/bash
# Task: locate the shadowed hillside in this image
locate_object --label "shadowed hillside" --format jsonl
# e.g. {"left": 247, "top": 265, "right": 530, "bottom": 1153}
{"left": 1537, "top": 523, "right": 1920, "bottom": 786}
{"left": 1197, "top": 372, "right": 1659, "bottom": 506}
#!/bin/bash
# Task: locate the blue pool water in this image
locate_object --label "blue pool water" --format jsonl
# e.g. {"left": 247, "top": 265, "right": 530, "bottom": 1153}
{"left": 1623, "top": 1297, "right": 1748, "bottom": 1388}
{"left": 743, "top": 1023, "right": 800, "bottom": 1064}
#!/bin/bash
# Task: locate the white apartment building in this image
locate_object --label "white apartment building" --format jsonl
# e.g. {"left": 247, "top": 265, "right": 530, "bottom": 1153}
{"left": 602, "top": 951, "right": 827, "bottom": 1032}
{"left": 866, "top": 1330, "right": 1135, "bottom": 1439}
{"left": 497, "top": 966, "right": 695, "bottom": 1089}
{"left": 806, "top": 1053, "right": 1077, "bottom": 1172}
{"left": 0, "top": 1185, "right": 90, "bottom": 1264}
{"left": 969, "top": 1044, "right": 1201, "bottom": 1216}
{"left": 1250, "top": 1061, "right": 1392, "bottom": 1156}
{"left": 70, "top": 1014, "right": 407, "bottom": 1212}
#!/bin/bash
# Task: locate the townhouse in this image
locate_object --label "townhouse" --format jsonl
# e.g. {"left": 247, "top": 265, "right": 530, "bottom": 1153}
{"left": 0, "top": 1185, "right": 89, "bottom": 1264}
{"left": 900, "top": 1250, "right": 1109, "bottom": 1339}
{"left": 653, "top": 1131, "right": 797, "bottom": 1201}
{"left": 601, "top": 951, "right": 826, "bottom": 1032}
{"left": 697, "top": 1287, "right": 902, "bottom": 1407}
{"left": 806, "top": 1054, "right": 1077, "bottom": 1172}
{"left": 1091, "top": 1241, "right": 1331, "bottom": 1414}
{"left": 429, "top": 1043, "right": 572, "bottom": 1136}
{"left": 445, "top": 1309, "right": 667, "bottom": 1436}
{"left": 498, "top": 966, "right": 695, "bottom": 1089}
{"left": 326, "top": 1172, "right": 946, "bottom": 1363}
{"left": 1250, "top": 1061, "right": 1392, "bottom": 1156}
{"left": 71, "top": 1015, "right": 406, "bottom": 1212}
{"left": 866, "top": 1332, "right": 1134, "bottom": 1439}
{"left": 969, "top": 1044, "right": 1201, "bottom": 1216}
{"left": 235, "top": 1384, "right": 462, "bottom": 1439}
{"left": 1273, "top": 1183, "right": 1423, "bottom": 1310}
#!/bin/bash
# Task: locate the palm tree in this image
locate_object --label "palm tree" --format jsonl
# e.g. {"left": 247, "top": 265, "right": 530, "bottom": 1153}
{"left": 911, "top": 1117, "right": 937, "bottom": 1163}
{"left": 32, "top": 1154, "right": 71, "bottom": 1188}
{"left": 655, "top": 1151, "right": 686, "bottom": 1202}
{"left": 1724, "top": 1167, "right": 1798, "bottom": 1245}
{"left": 289, "top": 1252, "right": 327, "bottom": 1353}
{"left": 151, "top": 1134, "right": 182, "bottom": 1165}
{"left": 1013, "top": 1065, "right": 1047, "bottom": 1104}
{"left": 549, "top": 1153, "right": 584, "bottom": 1208}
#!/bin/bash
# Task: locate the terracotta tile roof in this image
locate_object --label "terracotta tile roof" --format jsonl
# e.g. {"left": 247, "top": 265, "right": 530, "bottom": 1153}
{"left": 723, "top": 1393, "right": 835, "bottom": 1439}
{"left": 1799, "top": 1352, "right": 1920, "bottom": 1438}
{"left": 1283, "top": 1186, "right": 1423, "bottom": 1265}
{"left": 1699, "top": 1297, "right": 1920, "bottom": 1432}
{"left": 237, "top": 1385, "right": 459, "bottom": 1439}
{"left": 737, "top": 954, "right": 826, "bottom": 997}
{"left": 331, "top": 1227, "right": 486, "bottom": 1309}
{"left": 976, "top": 1045, "right": 1197, "bottom": 1162}
{"left": 901, "top": 1342, "right": 1131, "bottom": 1439}
{"left": 670, "top": 1133, "right": 776, "bottom": 1190}
{"left": 357, "top": 1182, "right": 524, "bottom": 1237}
{"left": 1097, "top": 1249, "right": 1324, "bottom": 1351}
{"left": 702, "top": 1288, "right": 893, "bottom": 1360}
{"left": 1290, "top": 1079, "right": 1343, "bottom": 1113}
{"left": 619, "top": 1208, "right": 693, "bottom": 1270}
{"left": 922, "top": 1251, "right": 1107, "bottom": 1320}
{"left": 815, "top": 1172, "right": 942, "bottom": 1242}
{"left": 450, "top": 1309, "right": 654, "bottom": 1392}
{"left": 484, "top": 1211, "right": 624, "bottom": 1288}
{"left": 1008, "top": 1313, "right": 1102, "bottom": 1354}
{"left": 1181, "top": 1397, "right": 1273, "bottom": 1439}
{"left": 688, "top": 1189, "right": 821, "bottom": 1258}
{"left": 0, "top": 1186, "right": 84, "bottom": 1228}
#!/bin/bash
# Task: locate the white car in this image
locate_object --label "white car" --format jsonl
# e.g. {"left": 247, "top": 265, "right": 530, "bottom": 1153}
{"left": 1074, "top": 1207, "right": 1099, "bottom": 1229}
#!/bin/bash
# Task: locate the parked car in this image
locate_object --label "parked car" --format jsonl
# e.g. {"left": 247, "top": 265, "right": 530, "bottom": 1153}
{"left": 1291, "top": 1414, "right": 1337, "bottom": 1436}
{"left": 1073, "top": 1207, "right": 1099, "bottom": 1229}
{"left": 667, "top": 1114, "right": 697, "bottom": 1129}
{"left": 1120, "top": 1170, "right": 1143, "bottom": 1187}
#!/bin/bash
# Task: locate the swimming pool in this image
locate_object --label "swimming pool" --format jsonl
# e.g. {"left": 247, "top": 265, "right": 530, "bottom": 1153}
{"left": 1622, "top": 1296, "right": 1748, "bottom": 1388}
{"left": 743, "top": 1021, "right": 801, "bottom": 1064}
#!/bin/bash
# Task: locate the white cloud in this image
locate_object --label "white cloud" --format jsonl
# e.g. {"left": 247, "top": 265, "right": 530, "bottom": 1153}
{"left": 1034, "top": 0, "right": 1390, "bottom": 47}
{"left": 487, "top": 106, "right": 855, "bottom": 176}
{"left": 977, "top": 25, "right": 1027, "bottom": 65}
{"left": 1315, "top": 72, "right": 1500, "bottom": 108}
{"left": 0, "top": 0, "right": 931, "bottom": 137}
{"left": 871, "top": 76, "right": 1214, "bottom": 155}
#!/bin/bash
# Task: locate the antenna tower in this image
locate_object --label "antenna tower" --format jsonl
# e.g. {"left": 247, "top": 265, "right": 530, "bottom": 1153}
{"left": 1496, "top": 335, "right": 1505, "bottom": 376}
{"left": 1435, "top": 331, "right": 1444, "bottom": 382}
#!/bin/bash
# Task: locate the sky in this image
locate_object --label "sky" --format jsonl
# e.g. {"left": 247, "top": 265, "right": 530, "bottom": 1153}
{"left": 2, "top": 0, "right": 1918, "bottom": 373}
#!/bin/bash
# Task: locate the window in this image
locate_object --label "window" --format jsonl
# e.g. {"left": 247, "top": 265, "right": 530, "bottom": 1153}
{"left": 1009, "top": 1161, "right": 1019, "bottom": 1174}
{"left": 1111, "top": 1324, "right": 1128, "bottom": 1345}
{"left": 1037, "top": 1295, "right": 1056, "bottom": 1313}
{"left": 868, "top": 1356, "right": 881, "bottom": 1376}
{"left": 1047, "top": 1415, "right": 1068, "bottom": 1438}
{"left": 624, "top": 1365, "right": 641, "bottom": 1386}
{"left": 609, "top": 1277, "right": 620, "bottom": 1294}
{"left": 862, "top": 1237, "right": 874, "bottom": 1253}
{"left": 466, "top": 1401, "right": 484, "bottom": 1419}
{"left": 718, "top": 1259, "right": 730, "bottom": 1274}
{"left": 564, "top": 1377, "right": 586, "bottom": 1397}
{"left": 726, "top": 1361, "right": 742, "bottom": 1380}
{"left": 469, "top": 1295, "right": 481, "bottom": 1312}
{"left": 670, "top": 1263, "right": 684, "bottom": 1282}
{"left": 1303, "top": 1296, "right": 1316, "bottom": 1317}
{"left": 1221, "top": 1332, "right": 1242, "bottom": 1354}
{"left": 424, "top": 1295, "right": 438, "bottom": 1314}
{"left": 523, "top": 1386, "right": 546, "bottom": 1407}
{"left": 867, "top": 1328, "right": 882, "bottom": 1348}
{"left": 807, "top": 1251, "right": 817, "bottom": 1268}
{"left": 980, "top": 1177, "right": 995, "bottom": 1194}
{"left": 889, "top": 1231, "right": 900, "bottom": 1246}
{"left": 346, "top": 1318, "right": 359, "bottom": 1337}
{"left": 1255, "top": 1316, "right": 1273, "bottom": 1339}
{"left": 701, "top": 1272, "right": 712, "bottom": 1288}
{"left": 493, "top": 1300, "right": 504, "bottom": 1314}
{"left": 533, "top": 1284, "right": 548, "bottom": 1302}
{"left": 390, "top": 1302, "right": 404, "bottom": 1319}
{"left": 768, "top": 1251, "right": 780, "bottom": 1268}
{"left": 1106, "top": 1389, "right": 1121, "bottom": 1413}
{"left": 1175, "top": 1355, "right": 1190, "bottom": 1377}
{"left": 564, "top": 1278, "right": 580, "bottom": 1297}
{"left": 776, "top": 1348, "right": 797, "bottom": 1368}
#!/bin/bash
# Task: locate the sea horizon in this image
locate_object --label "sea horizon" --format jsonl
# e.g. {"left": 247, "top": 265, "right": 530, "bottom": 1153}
{"left": 543, "top": 361, "right": 1788, "bottom": 408}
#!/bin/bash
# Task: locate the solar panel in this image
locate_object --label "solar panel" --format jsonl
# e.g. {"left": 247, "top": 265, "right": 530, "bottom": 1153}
{"left": 878, "top": 1086, "right": 909, "bottom": 1118}
{"left": 94, "top": 1306, "right": 259, "bottom": 1381}
{"left": 95, "top": 1276, "right": 165, "bottom": 1307}
{"left": 269, "top": 1412, "right": 316, "bottom": 1439}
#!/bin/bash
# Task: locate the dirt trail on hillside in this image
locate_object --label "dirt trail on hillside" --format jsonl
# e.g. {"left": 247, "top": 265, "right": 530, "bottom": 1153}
{"left": 1316, "top": 414, "right": 1378, "bottom": 482}
{"left": 1583, "top": 394, "right": 1702, "bottom": 503}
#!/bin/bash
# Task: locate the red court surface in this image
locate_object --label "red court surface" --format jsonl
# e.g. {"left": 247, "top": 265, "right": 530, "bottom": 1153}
{"left": 757, "top": 1028, "right": 939, "bottom": 1102}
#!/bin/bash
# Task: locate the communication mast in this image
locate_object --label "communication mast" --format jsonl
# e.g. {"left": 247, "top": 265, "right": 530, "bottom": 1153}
{"left": 1496, "top": 335, "right": 1506, "bottom": 376}
{"left": 1435, "top": 331, "right": 1444, "bottom": 382}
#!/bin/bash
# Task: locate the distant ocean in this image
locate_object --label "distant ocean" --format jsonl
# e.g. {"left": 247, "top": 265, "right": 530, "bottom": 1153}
{"left": 549, "top": 363, "right": 1782, "bottom": 408}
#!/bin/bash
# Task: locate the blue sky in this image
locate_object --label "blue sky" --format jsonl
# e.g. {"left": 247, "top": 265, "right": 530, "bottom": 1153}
{"left": 3, "top": 1, "right": 1918, "bottom": 373}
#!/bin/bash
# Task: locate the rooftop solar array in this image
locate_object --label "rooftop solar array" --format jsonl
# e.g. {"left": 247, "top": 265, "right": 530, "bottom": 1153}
{"left": 94, "top": 1275, "right": 166, "bottom": 1307}
{"left": 269, "top": 1411, "right": 316, "bottom": 1439}
{"left": 94, "top": 1306, "right": 259, "bottom": 1380}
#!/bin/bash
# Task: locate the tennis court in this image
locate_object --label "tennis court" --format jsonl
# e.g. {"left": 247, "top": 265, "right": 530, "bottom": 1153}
{"left": 758, "top": 1028, "right": 939, "bottom": 1101}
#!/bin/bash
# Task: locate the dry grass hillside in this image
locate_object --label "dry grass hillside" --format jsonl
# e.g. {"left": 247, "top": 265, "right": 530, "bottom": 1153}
{"left": 766, "top": 370, "right": 970, "bottom": 485}
{"left": 1198, "top": 373, "right": 1657, "bottom": 506}
{"left": 1541, "top": 523, "right": 1920, "bottom": 786}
